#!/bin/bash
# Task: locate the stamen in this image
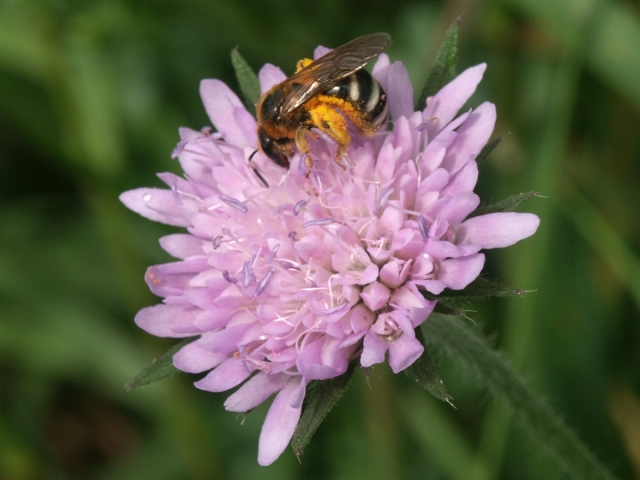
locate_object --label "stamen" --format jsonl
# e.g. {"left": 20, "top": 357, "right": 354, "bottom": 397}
{"left": 196, "top": 127, "right": 225, "bottom": 142}
{"left": 293, "top": 200, "right": 308, "bottom": 216}
{"left": 373, "top": 187, "right": 394, "bottom": 215}
{"left": 171, "top": 139, "right": 187, "bottom": 158}
{"left": 242, "top": 257, "right": 256, "bottom": 288}
{"left": 268, "top": 245, "right": 280, "bottom": 266}
{"left": 317, "top": 301, "right": 350, "bottom": 317}
{"left": 219, "top": 194, "right": 248, "bottom": 213}
{"left": 298, "top": 154, "right": 310, "bottom": 176}
{"left": 253, "top": 268, "right": 274, "bottom": 298}
{"left": 238, "top": 345, "right": 272, "bottom": 374}
{"left": 222, "top": 270, "right": 237, "bottom": 284}
{"left": 288, "top": 231, "right": 298, "bottom": 241}
{"left": 415, "top": 116, "right": 439, "bottom": 132}
{"left": 303, "top": 218, "right": 336, "bottom": 228}
{"left": 213, "top": 235, "right": 222, "bottom": 249}
{"left": 166, "top": 175, "right": 183, "bottom": 206}
{"left": 418, "top": 215, "right": 430, "bottom": 240}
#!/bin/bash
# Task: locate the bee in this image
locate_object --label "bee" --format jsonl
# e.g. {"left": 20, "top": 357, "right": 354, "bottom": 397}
{"left": 254, "top": 32, "right": 392, "bottom": 168}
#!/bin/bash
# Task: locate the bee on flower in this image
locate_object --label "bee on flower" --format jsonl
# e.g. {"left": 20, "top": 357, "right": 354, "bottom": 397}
{"left": 121, "top": 33, "right": 539, "bottom": 465}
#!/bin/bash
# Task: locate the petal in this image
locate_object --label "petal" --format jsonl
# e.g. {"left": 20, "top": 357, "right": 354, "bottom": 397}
{"left": 314, "top": 45, "right": 331, "bottom": 59}
{"left": 224, "top": 372, "right": 290, "bottom": 412}
{"left": 173, "top": 340, "right": 226, "bottom": 373}
{"left": 296, "top": 338, "right": 345, "bottom": 380}
{"left": 441, "top": 102, "right": 496, "bottom": 175}
{"left": 159, "top": 234, "right": 205, "bottom": 259}
{"left": 387, "top": 61, "right": 414, "bottom": 120}
{"left": 134, "top": 304, "right": 193, "bottom": 338}
{"left": 360, "top": 330, "right": 388, "bottom": 367}
{"left": 441, "top": 159, "right": 479, "bottom": 197}
{"left": 259, "top": 63, "right": 287, "bottom": 93}
{"left": 258, "top": 378, "right": 303, "bottom": 466}
{"left": 200, "top": 79, "right": 252, "bottom": 147}
{"left": 456, "top": 212, "right": 540, "bottom": 249}
{"left": 120, "top": 188, "right": 190, "bottom": 227}
{"left": 372, "top": 53, "right": 391, "bottom": 85}
{"left": 388, "top": 334, "right": 424, "bottom": 373}
{"left": 438, "top": 253, "right": 485, "bottom": 290}
{"left": 194, "top": 357, "right": 251, "bottom": 392}
{"left": 361, "top": 281, "right": 391, "bottom": 312}
{"left": 424, "top": 63, "right": 486, "bottom": 136}
{"left": 431, "top": 192, "right": 481, "bottom": 226}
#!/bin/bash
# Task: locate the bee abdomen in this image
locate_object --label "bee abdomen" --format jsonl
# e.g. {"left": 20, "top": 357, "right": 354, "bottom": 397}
{"left": 325, "top": 69, "right": 388, "bottom": 131}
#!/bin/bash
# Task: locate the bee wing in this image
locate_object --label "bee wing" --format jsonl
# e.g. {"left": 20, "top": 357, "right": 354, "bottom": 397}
{"left": 280, "top": 32, "right": 392, "bottom": 117}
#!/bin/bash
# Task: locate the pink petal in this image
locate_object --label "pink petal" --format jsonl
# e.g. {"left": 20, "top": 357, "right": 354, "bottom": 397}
{"left": 296, "top": 338, "right": 346, "bottom": 380}
{"left": 200, "top": 79, "right": 252, "bottom": 147}
{"left": 372, "top": 53, "right": 391, "bottom": 85}
{"left": 424, "top": 63, "right": 487, "bottom": 136}
{"left": 438, "top": 253, "right": 485, "bottom": 290}
{"left": 197, "top": 323, "right": 254, "bottom": 355}
{"left": 361, "top": 329, "right": 388, "bottom": 368}
{"left": 457, "top": 212, "right": 540, "bottom": 249}
{"left": 258, "top": 378, "right": 303, "bottom": 466}
{"left": 120, "top": 188, "right": 190, "bottom": 227}
{"left": 388, "top": 334, "right": 424, "bottom": 373}
{"left": 258, "top": 64, "right": 287, "bottom": 93}
{"left": 173, "top": 340, "right": 226, "bottom": 373}
{"left": 431, "top": 192, "right": 480, "bottom": 226}
{"left": 387, "top": 61, "right": 414, "bottom": 120}
{"left": 159, "top": 234, "right": 205, "bottom": 259}
{"left": 361, "top": 281, "right": 391, "bottom": 311}
{"left": 314, "top": 45, "right": 331, "bottom": 59}
{"left": 224, "top": 372, "right": 290, "bottom": 412}
{"left": 441, "top": 102, "right": 496, "bottom": 175}
{"left": 135, "top": 304, "right": 192, "bottom": 337}
{"left": 441, "top": 159, "right": 479, "bottom": 197}
{"left": 358, "top": 263, "right": 380, "bottom": 285}
{"left": 194, "top": 357, "right": 251, "bottom": 392}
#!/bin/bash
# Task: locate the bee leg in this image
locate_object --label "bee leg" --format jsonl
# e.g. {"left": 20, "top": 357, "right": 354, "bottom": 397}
{"left": 247, "top": 149, "right": 269, "bottom": 187}
{"left": 295, "top": 58, "right": 314, "bottom": 73}
{"left": 308, "top": 105, "right": 351, "bottom": 167}
{"left": 295, "top": 127, "right": 315, "bottom": 172}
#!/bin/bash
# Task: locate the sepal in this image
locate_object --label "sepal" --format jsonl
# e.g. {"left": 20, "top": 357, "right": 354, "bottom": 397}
{"left": 231, "top": 48, "right": 261, "bottom": 110}
{"left": 125, "top": 337, "right": 196, "bottom": 390}
{"left": 404, "top": 328, "right": 452, "bottom": 404}
{"left": 291, "top": 361, "right": 357, "bottom": 457}
{"left": 472, "top": 191, "right": 538, "bottom": 217}
{"left": 415, "top": 18, "right": 460, "bottom": 109}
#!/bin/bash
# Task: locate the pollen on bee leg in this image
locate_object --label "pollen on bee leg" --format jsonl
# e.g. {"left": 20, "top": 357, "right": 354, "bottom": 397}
{"left": 295, "top": 58, "right": 314, "bottom": 73}
{"left": 295, "top": 127, "right": 311, "bottom": 155}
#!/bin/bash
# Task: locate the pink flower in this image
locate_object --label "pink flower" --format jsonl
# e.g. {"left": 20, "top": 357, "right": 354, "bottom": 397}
{"left": 121, "top": 52, "right": 539, "bottom": 465}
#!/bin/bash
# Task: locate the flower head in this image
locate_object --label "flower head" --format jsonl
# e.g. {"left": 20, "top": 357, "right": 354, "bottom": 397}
{"left": 121, "top": 50, "right": 539, "bottom": 465}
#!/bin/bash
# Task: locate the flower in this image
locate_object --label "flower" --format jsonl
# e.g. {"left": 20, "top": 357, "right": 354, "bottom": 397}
{"left": 120, "top": 48, "right": 539, "bottom": 465}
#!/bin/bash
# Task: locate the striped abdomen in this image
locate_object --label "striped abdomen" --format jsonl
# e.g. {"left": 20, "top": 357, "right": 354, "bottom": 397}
{"left": 323, "top": 69, "right": 388, "bottom": 133}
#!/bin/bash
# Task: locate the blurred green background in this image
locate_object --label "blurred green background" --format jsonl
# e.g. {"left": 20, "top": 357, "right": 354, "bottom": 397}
{"left": 1, "top": 0, "right": 640, "bottom": 478}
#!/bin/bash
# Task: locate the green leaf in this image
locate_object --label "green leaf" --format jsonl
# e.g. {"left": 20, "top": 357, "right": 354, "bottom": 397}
{"left": 475, "top": 135, "right": 502, "bottom": 165}
{"left": 423, "top": 314, "right": 618, "bottom": 480}
{"left": 471, "top": 190, "right": 538, "bottom": 217}
{"left": 405, "top": 328, "right": 452, "bottom": 404}
{"left": 433, "top": 301, "right": 467, "bottom": 316}
{"left": 415, "top": 18, "right": 460, "bottom": 110}
{"left": 291, "top": 361, "right": 357, "bottom": 457}
{"left": 125, "top": 337, "right": 196, "bottom": 391}
{"left": 231, "top": 48, "right": 261, "bottom": 110}
{"left": 440, "top": 277, "right": 528, "bottom": 299}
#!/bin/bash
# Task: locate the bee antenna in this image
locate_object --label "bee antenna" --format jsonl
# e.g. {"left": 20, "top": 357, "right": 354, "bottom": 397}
{"left": 247, "top": 149, "right": 269, "bottom": 188}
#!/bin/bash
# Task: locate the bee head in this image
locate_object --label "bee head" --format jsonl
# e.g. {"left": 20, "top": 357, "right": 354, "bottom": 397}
{"left": 257, "top": 128, "right": 293, "bottom": 168}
